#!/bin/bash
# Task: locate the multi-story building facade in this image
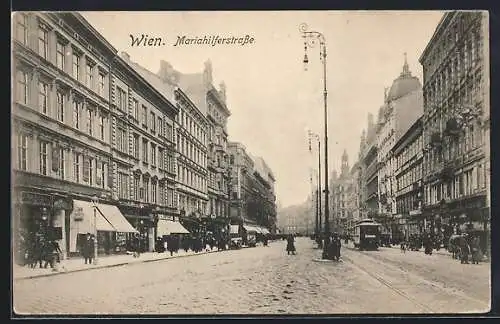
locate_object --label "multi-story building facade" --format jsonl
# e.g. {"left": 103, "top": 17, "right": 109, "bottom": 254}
{"left": 136, "top": 59, "right": 210, "bottom": 234}
{"left": 204, "top": 62, "right": 232, "bottom": 222}
{"left": 376, "top": 56, "right": 423, "bottom": 236}
{"left": 250, "top": 155, "right": 277, "bottom": 231}
{"left": 111, "top": 52, "right": 179, "bottom": 252}
{"left": 227, "top": 143, "right": 277, "bottom": 232}
{"left": 330, "top": 150, "right": 352, "bottom": 233}
{"left": 360, "top": 114, "right": 379, "bottom": 221}
{"left": 228, "top": 142, "right": 255, "bottom": 224}
{"left": 392, "top": 117, "right": 424, "bottom": 240}
{"left": 345, "top": 161, "right": 362, "bottom": 228}
{"left": 156, "top": 60, "right": 230, "bottom": 235}
{"left": 12, "top": 12, "right": 141, "bottom": 262}
{"left": 419, "top": 11, "right": 489, "bottom": 254}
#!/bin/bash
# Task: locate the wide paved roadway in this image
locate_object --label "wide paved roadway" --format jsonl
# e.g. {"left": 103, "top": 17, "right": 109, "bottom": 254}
{"left": 13, "top": 237, "right": 490, "bottom": 315}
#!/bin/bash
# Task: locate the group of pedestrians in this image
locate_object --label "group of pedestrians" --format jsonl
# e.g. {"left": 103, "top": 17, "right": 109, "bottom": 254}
{"left": 449, "top": 233, "right": 483, "bottom": 265}
{"left": 286, "top": 233, "right": 342, "bottom": 261}
{"left": 21, "top": 231, "right": 63, "bottom": 270}
{"left": 154, "top": 233, "right": 231, "bottom": 257}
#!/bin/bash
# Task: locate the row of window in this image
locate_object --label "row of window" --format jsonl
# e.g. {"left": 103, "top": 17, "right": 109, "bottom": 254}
{"left": 396, "top": 163, "right": 423, "bottom": 192}
{"left": 394, "top": 135, "right": 423, "bottom": 172}
{"left": 178, "top": 165, "right": 206, "bottom": 192}
{"left": 177, "top": 133, "right": 207, "bottom": 168}
{"left": 178, "top": 194, "right": 207, "bottom": 215}
{"left": 15, "top": 14, "right": 109, "bottom": 98}
{"left": 178, "top": 108, "right": 207, "bottom": 146}
{"left": 396, "top": 194, "right": 421, "bottom": 214}
{"left": 425, "top": 163, "right": 487, "bottom": 205}
{"left": 424, "top": 23, "right": 482, "bottom": 87}
{"left": 424, "top": 122, "right": 483, "bottom": 174}
{"left": 116, "top": 172, "right": 176, "bottom": 207}
{"left": 17, "top": 133, "right": 108, "bottom": 189}
{"left": 425, "top": 74, "right": 482, "bottom": 117}
{"left": 16, "top": 69, "right": 110, "bottom": 143}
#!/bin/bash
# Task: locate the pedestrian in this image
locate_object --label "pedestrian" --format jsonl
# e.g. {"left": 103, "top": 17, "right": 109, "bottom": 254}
{"left": 43, "top": 239, "right": 62, "bottom": 269}
{"left": 470, "top": 235, "right": 482, "bottom": 264}
{"left": 459, "top": 233, "right": 470, "bottom": 264}
{"left": 82, "top": 233, "right": 93, "bottom": 264}
{"left": 286, "top": 234, "right": 296, "bottom": 255}
{"left": 263, "top": 234, "right": 269, "bottom": 247}
{"left": 424, "top": 234, "right": 433, "bottom": 255}
{"left": 334, "top": 234, "right": 342, "bottom": 261}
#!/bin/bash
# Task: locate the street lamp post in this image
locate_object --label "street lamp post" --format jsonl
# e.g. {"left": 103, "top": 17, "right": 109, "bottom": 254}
{"left": 309, "top": 130, "right": 322, "bottom": 247}
{"left": 300, "top": 23, "right": 331, "bottom": 260}
{"left": 91, "top": 195, "right": 99, "bottom": 265}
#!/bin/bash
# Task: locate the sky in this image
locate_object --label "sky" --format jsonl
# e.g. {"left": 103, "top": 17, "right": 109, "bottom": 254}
{"left": 82, "top": 11, "right": 445, "bottom": 209}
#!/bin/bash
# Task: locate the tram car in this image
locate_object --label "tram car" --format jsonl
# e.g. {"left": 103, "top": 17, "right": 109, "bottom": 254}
{"left": 353, "top": 219, "right": 381, "bottom": 250}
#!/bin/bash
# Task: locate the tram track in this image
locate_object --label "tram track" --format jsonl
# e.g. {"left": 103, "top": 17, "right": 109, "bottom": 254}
{"left": 343, "top": 253, "right": 436, "bottom": 313}
{"left": 342, "top": 246, "right": 489, "bottom": 313}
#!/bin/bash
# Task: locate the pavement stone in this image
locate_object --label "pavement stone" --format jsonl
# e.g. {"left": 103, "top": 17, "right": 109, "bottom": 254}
{"left": 12, "top": 238, "right": 490, "bottom": 315}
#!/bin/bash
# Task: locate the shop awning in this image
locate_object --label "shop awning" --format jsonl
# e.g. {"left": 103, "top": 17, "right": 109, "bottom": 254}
{"left": 157, "top": 220, "right": 190, "bottom": 236}
{"left": 230, "top": 225, "right": 240, "bottom": 234}
{"left": 261, "top": 228, "right": 270, "bottom": 235}
{"left": 97, "top": 204, "right": 138, "bottom": 233}
{"left": 71, "top": 200, "right": 115, "bottom": 233}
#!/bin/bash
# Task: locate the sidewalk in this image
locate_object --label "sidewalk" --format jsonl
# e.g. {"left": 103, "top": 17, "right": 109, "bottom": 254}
{"left": 13, "top": 249, "right": 221, "bottom": 281}
{"left": 384, "top": 244, "right": 490, "bottom": 262}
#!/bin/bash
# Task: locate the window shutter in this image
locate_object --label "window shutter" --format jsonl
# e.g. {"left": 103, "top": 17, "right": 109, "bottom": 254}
{"left": 96, "top": 161, "right": 102, "bottom": 186}
{"left": 52, "top": 145, "right": 60, "bottom": 172}
{"left": 83, "top": 157, "right": 90, "bottom": 182}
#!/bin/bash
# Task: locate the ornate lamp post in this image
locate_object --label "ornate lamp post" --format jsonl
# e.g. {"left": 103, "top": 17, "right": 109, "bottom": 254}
{"left": 300, "top": 23, "right": 331, "bottom": 259}
{"left": 91, "top": 195, "right": 99, "bottom": 265}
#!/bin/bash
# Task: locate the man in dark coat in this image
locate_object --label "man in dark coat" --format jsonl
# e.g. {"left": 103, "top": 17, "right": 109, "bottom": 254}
{"left": 286, "top": 234, "right": 296, "bottom": 255}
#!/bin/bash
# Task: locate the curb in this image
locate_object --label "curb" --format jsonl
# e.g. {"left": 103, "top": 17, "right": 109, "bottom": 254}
{"left": 14, "top": 248, "right": 239, "bottom": 281}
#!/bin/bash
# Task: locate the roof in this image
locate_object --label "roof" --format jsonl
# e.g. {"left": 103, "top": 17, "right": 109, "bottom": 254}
{"left": 121, "top": 54, "right": 177, "bottom": 105}
{"left": 419, "top": 12, "right": 453, "bottom": 63}
{"left": 393, "top": 89, "right": 424, "bottom": 142}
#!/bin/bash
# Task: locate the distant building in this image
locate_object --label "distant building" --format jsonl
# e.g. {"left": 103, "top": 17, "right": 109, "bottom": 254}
{"left": 392, "top": 117, "right": 424, "bottom": 240}
{"left": 330, "top": 150, "right": 353, "bottom": 233}
{"left": 360, "top": 114, "right": 379, "bottom": 220}
{"left": 376, "top": 55, "right": 424, "bottom": 236}
{"left": 157, "top": 59, "right": 231, "bottom": 234}
{"left": 228, "top": 142, "right": 277, "bottom": 231}
{"left": 228, "top": 142, "right": 255, "bottom": 224}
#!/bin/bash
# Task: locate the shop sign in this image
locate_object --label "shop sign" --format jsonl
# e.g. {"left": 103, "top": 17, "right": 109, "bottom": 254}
{"left": 20, "top": 191, "right": 52, "bottom": 207}
{"left": 409, "top": 209, "right": 422, "bottom": 216}
{"left": 53, "top": 198, "right": 72, "bottom": 210}
{"left": 158, "top": 214, "right": 174, "bottom": 221}
{"left": 73, "top": 207, "right": 84, "bottom": 221}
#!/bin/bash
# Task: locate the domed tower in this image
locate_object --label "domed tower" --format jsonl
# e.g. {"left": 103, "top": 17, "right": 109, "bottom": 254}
{"left": 386, "top": 53, "right": 422, "bottom": 102}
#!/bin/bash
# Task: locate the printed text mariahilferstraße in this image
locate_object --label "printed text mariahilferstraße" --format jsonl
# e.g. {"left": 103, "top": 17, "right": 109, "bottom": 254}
{"left": 174, "top": 35, "right": 255, "bottom": 47}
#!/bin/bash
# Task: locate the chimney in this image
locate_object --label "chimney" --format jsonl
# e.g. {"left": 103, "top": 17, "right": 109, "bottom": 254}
{"left": 158, "top": 60, "right": 174, "bottom": 82}
{"left": 203, "top": 59, "right": 213, "bottom": 86}
{"left": 219, "top": 81, "right": 226, "bottom": 102}
{"left": 121, "top": 51, "right": 130, "bottom": 61}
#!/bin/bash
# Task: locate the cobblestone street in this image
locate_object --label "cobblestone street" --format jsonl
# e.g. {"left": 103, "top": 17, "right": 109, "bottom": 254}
{"left": 13, "top": 238, "right": 490, "bottom": 315}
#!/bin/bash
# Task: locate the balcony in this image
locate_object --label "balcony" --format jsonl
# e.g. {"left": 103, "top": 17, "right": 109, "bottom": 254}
{"left": 211, "top": 142, "right": 226, "bottom": 152}
{"left": 430, "top": 132, "right": 442, "bottom": 150}
{"left": 443, "top": 118, "right": 462, "bottom": 138}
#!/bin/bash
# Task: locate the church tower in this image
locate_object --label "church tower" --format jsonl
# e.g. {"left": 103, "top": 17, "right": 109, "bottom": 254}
{"left": 341, "top": 149, "right": 349, "bottom": 177}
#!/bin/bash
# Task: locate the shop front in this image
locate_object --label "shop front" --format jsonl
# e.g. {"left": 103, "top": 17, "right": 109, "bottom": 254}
{"left": 13, "top": 190, "right": 73, "bottom": 265}
{"left": 69, "top": 200, "right": 138, "bottom": 256}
